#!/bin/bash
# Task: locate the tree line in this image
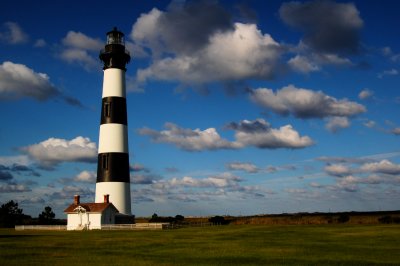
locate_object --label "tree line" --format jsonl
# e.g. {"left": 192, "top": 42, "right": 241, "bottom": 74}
{"left": 0, "top": 200, "right": 63, "bottom": 228}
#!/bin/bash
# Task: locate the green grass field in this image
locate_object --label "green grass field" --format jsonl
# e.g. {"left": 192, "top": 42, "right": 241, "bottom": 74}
{"left": 1, "top": 225, "right": 399, "bottom": 265}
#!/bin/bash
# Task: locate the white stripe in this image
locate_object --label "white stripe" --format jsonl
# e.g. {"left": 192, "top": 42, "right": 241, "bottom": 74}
{"left": 102, "top": 68, "right": 126, "bottom": 98}
{"left": 98, "top": 124, "right": 128, "bottom": 153}
{"left": 95, "top": 182, "right": 131, "bottom": 215}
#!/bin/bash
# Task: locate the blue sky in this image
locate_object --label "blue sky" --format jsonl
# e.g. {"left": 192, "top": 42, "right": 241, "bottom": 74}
{"left": 0, "top": 0, "right": 399, "bottom": 218}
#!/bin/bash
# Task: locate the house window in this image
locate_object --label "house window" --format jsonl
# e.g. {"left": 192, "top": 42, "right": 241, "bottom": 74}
{"left": 102, "top": 154, "right": 109, "bottom": 170}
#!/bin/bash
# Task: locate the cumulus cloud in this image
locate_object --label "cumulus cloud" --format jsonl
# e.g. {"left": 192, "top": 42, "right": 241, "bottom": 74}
{"left": 131, "top": 2, "right": 282, "bottom": 86}
{"left": 34, "top": 39, "right": 46, "bottom": 48}
{"left": 130, "top": 163, "right": 149, "bottom": 172}
{"left": 140, "top": 119, "right": 313, "bottom": 151}
{"left": 0, "top": 171, "right": 13, "bottom": 181}
{"left": 0, "top": 183, "right": 31, "bottom": 193}
{"left": 0, "top": 61, "right": 83, "bottom": 106}
{"left": 0, "top": 61, "right": 59, "bottom": 101}
{"left": 139, "top": 122, "right": 238, "bottom": 151}
{"left": 155, "top": 172, "right": 242, "bottom": 189}
{"left": 135, "top": 22, "right": 281, "bottom": 84}
{"left": 226, "top": 162, "right": 259, "bottom": 173}
{"left": 22, "top": 136, "right": 97, "bottom": 169}
{"left": 249, "top": 84, "right": 366, "bottom": 119}
{"left": 131, "top": 174, "right": 162, "bottom": 184}
{"left": 363, "top": 120, "right": 376, "bottom": 129}
{"left": 325, "top": 164, "right": 353, "bottom": 177}
{"left": 279, "top": 0, "right": 363, "bottom": 54}
{"left": 358, "top": 89, "right": 373, "bottom": 100}
{"left": 288, "top": 55, "right": 320, "bottom": 73}
{"left": 59, "top": 31, "right": 103, "bottom": 70}
{"left": 62, "top": 31, "right": 103, "bottom": 51}
{"left": 227, "top": 119, "right": 314, "bottom": 149}
{"left": 0, "top": 163, "right": 40, "bottom": 177}
{"left": 131, "top": 2, "right": 232, "bottom": 56}
{"left": 0, "top": 22, "right": 29, "bottom": 44}
{"left": 360, "top": 160, "right": 400, "bottom": 175}
{"left": 49, "top": 185, "right": 94, "bottom": 200}
{"left": 392, "top": 128, "right": 400, "bottom": 135}
{"left": 378, "top": 69, "right": 399, "bottom": 79}
{"left": 325, "top": 117, "right": 350, "bottom": 133}
{"left": 74, "top": 170, "right": 96, "bottom": 183}
{"left": 59, "top": 49, "right": 98, "bottom": 69}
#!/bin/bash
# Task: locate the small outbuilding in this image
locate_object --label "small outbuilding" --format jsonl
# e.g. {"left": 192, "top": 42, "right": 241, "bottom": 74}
{"left": 64, "top": 194, "right": 118, "bottom": 230}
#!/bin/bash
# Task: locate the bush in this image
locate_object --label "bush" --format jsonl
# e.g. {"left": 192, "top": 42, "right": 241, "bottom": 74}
{"left": 337, "top": 214, "right": 350, "bottom": 223}
{"left": 209, "top": 216, "right": 230, "bottom": 225}
{"left": 378, "top": 215, "right": 400, "bottom": 224}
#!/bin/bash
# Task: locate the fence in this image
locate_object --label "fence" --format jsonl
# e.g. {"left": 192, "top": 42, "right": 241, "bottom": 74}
{"left": 100, "top": 223, "right": 169, "bottom": 230}
{"left": 15, "top": 222, "right": 217, "bottom": 231}
{"left": 15, "top": 225, "right": 67, "bottom": 231}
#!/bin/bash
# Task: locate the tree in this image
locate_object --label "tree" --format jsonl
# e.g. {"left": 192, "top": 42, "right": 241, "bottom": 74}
{"left": 38, "top": 206, "right": 55, "bottom": 224}
{"left": 209, "top": 216, "right": 229, "bottom": 225}
{"left": 175, "top": 214, "right": 184, "bottom": 222}
{"left": 0, "top": 200, "right": 25, "bottom": 227}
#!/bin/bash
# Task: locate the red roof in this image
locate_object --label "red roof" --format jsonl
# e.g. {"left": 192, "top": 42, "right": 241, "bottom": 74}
{"left": 64, "top": 202, "right": 119, "bottom": 213}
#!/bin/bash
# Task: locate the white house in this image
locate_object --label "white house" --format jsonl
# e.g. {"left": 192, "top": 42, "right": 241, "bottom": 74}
{"left": 64, "top": 195, "right": 118, "bottom": 230}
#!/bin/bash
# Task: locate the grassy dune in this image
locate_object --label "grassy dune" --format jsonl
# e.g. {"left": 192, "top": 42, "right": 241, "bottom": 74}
{"left": 1, "top": 225, "right": 400, "bottom": 265}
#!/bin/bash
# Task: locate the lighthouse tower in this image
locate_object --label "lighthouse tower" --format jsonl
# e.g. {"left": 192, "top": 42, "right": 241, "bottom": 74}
{"left": 95, "top": 27, "right": 131, "bottom": 215}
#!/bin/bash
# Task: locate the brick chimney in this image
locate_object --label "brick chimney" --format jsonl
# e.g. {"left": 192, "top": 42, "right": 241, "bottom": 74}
{"left": 104, "top": 194, "right": 109, "bottom": 203}
{"left": 74, "top": 195, "right": 80, "bottom": 205}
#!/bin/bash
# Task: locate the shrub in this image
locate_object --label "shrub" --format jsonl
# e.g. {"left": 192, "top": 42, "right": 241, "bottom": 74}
{"left": 209, "top": 216, "right": 230, "bottom": 225}
{"left": 337, "top": 214, "right": 350, "bottom": 223}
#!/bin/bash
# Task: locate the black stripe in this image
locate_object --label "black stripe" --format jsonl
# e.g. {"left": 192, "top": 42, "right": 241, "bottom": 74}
{"left": 100, "top": 97, "right": 127, "bottom": 125}
{"left": 97, "top": 153, "right": 130, "bottom": 183}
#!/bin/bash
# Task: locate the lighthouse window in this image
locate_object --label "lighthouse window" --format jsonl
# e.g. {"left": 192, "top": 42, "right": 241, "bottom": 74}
{"left": 104, "top": 102, "right": 111, "bottom": 117}
{"left": 102, "top": 154, "right": 109, "bottom": 170}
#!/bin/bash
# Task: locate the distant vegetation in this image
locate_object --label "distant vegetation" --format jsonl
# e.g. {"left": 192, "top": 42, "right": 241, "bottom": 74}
{"left": 2, "top": 199, "right": 400, "bottom": 228}
{"left": 137, "top": 211, "right": 400, "bottom": 226}
{"left": 0, "top": 200, "right": 64, "bottom": 228}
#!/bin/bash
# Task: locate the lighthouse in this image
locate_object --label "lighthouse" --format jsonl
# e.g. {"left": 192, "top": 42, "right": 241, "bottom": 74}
{"left": 95, "top": 27, "right": 131, "bottom": 215}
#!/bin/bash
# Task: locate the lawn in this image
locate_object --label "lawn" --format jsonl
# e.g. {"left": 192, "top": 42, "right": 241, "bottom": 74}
{"left": 1, "top": 225, "right": 399, "bottom": 265}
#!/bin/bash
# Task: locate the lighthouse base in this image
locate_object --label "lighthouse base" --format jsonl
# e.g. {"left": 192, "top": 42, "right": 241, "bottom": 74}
{"left": 95, "top": 182, "right": 131, "bottom": 215}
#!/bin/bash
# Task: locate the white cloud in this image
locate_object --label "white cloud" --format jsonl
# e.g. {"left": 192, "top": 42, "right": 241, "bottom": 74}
{"left": 59, "top": 48, "right": 98, "bottom": 70}
{"left": 62, "top": 31, "right": 103, "bottom": 51}
{"left": 22, "top": 136, "right": 97, "bottom": 169}
{"left": 325, "top": 164, "right": 353, "bottom": 177}
{"left": 358, "top": 89, "right": 373, "bottom": 100}
{"left": 392, "top": 128, "right": 400, "bottom": 135}
{"left": 378, "top": 69, "right": 399, "bottom": 78}
{"left": 325, "top": 117, "right": 350, "bottom": 133}
{"left": 363, "top": 120, "right": 376, "bottom": 128}
{"left": 135, "top": 22, "right": 281, "bottom": 84}
{"left": 59, "top": 31, "right": 103, "bottom": 70}
{"left": 0, "top": 22, "right": 29, "bottom": 44}
{"left": 139, "top": 122, "right": 238, "bottom": 151}
{"left": 140, "top": 119, "right": 313, "bottom": 151}
{"left": 34, "top": 39, "right": 46, "bottom": 48}
{"left": 154, "top": 172, "right": 241, "bottom": 189}
{"left": 0, "top": 61, "right": 59, "bottom": 101}
{"left": 74, "top": 170, "right": 96, "bottom": 183}
{"left": 250, "top": 84, "right": 366, "bottom": 118}
{"left": 0, "top": 183, "right": 31, "bottom": 193}
{"left": 231, "top": 119, "right": 314, "bottom": 149}
{"left": 0, "top": 155, "right": 31, "bottom": 167}
{"left": 226, "top": 162, "right": 259, "bottom": 173}
{"left": 360, "top": 160, "right": 400, "bottom": 175}
{"left": 288, "top": 55, "right": 320, "bottom": 73}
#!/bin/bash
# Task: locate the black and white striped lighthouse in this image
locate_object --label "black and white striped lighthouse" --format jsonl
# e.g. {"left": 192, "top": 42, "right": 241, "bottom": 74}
{"left": 95, "top": 27, "right": 131, "bottom": 215}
